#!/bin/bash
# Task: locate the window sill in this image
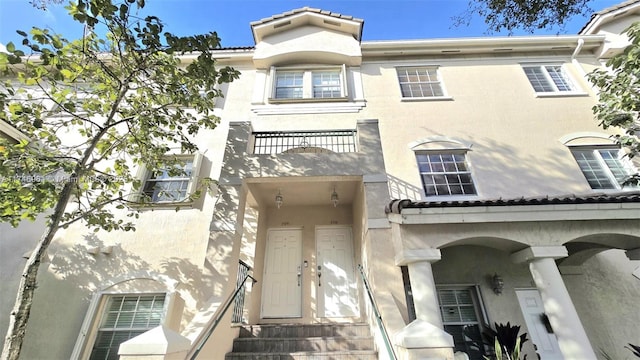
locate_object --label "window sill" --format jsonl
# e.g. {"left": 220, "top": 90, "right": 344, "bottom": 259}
{"left": 534, "top": 92, "right": 589, "bottom": 98}
{"left": 128, "top": 200, "right": 195, "bottom": 211}
{"left": 268, "top": 97, "right": 349, "bottom": 104}
{"left": 401, "top": 96, "right": 454, "bottom": 102}
{"left": 252, "top": 100, "right": 366, "bottom": 115}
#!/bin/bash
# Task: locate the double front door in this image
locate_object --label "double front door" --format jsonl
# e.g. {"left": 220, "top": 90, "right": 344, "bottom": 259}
{"left": 261, "top": 226, "right": 358, "bottom": 319}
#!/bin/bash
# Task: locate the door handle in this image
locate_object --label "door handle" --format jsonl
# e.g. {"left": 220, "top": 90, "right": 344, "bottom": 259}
{"left": 317, "top": 265, "right": 322, "bottom": 287}
{"left": 297, "top": 265, "right": 301, "bottom": 287}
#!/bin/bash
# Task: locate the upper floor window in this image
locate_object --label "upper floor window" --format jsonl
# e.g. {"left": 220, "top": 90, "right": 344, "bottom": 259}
{"left": 522, "top": 64, "right": 576, "bottom": 93}
{"left": 90, "top": 294, "right": 166, "bottom": 360}
{"left": 397, "top": 66, "right": 446, "bottom": 98}
{"left": 271, "top": 66, "right": 346, "bottom": 102}
{"left": 136, "top": 153, "right": 203, "bottom": 205}
{"left": 571, "top": 147, "right": 637, "bottom": 190}
{"left": 416, "top": 151, "right": 477, "bottom": 197}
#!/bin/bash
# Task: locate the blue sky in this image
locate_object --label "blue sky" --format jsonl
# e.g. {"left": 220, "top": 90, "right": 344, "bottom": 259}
{"left": 0, "top": 0, "right": 624, "bottom": 49}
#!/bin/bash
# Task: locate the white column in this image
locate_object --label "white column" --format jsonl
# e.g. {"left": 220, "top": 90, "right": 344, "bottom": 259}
{"left": 512, "top": 246, "right": 597, "bottom": 360}
{"left": 394, "top": 248, "right": 453, "bottom": 355}
{"left": 407, "top": 259, "right": 443, "bottom": 328}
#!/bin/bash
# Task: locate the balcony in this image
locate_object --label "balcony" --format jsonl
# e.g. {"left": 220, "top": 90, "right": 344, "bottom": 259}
{"left": 252, "top": 130, "right": 357, "bottom": 155}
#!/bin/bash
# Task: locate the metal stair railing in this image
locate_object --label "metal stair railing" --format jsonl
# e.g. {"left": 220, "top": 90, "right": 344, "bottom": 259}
{"left": 189, "top": 261, "right": 257, "bottom": 360}
{"left": 358, "top": 264, "right": 398, "bottom": 360}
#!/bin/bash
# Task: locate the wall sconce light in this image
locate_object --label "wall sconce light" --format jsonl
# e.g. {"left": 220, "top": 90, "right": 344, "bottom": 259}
{"left": 275, "top": 189, "right": 283, "bottom": 209}
{"left": 492, "top": 273, "right": 505, "bottom": 295}
{"left": 330, "top": 188, "right": 339, "bottom": 207}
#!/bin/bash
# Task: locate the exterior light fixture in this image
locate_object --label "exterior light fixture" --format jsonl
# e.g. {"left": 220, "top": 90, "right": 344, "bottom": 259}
{"left": 331, "top": 188, "right": 339, "bottom": 207}
{"left": 275, "top": 189, "right": 283, "bottom": 209}
{"left": 492, "top": 273, "right": 505, "bottom": 295}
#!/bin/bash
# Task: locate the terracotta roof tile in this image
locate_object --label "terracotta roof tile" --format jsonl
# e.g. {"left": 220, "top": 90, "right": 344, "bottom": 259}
{"left": 386, "top": 191, "right": 640, "bottom": 213}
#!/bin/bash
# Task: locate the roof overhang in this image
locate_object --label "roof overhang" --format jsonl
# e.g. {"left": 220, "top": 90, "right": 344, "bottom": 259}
{"left": 580, "top": 0, "right": 640, "bottom": 35}
{"left": 361, "top": 35, "right": 606, "bottom": 57}
{"left": 251, "top": 7, "right": 364, "bottom": 44}
{"left": 386, "top": 192, "right": 640, "bottom": 225}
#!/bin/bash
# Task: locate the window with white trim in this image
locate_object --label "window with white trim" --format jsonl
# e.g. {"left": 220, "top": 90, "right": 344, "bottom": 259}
{"left": 138, "top": 153, "right": 202, "bottom": 204}
{"left": 416, "top": 151, "right": 477, "bottom": 196}
{"left": 438, "top": 287, "right": 488, "bottom": 360}
{"left": 397, "top": 66, "right": 445, "bottom": 98}
{"left": 571, "top": 147, "right": 638, "bottom": 190}
{"left": 522, "top": 65, "right": 576, "bottom": 93}
{"left": 89, "top": 294, "right": 166, "bottom": 360}
{"left": 271, "top": 66, "right": 346, "bottom": 101}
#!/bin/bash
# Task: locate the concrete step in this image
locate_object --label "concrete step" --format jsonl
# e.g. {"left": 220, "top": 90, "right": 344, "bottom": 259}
{"left": 224, "top": 350, "right": 379, "bottom": 360}
{"left": 225, "top": 323, "right": 378, "bottom": 359}
{"left": 232, "top": 336, "right": 374, "bottom": 352}
{"left": 238, "top": 323, "right": 372, "bottom": 338}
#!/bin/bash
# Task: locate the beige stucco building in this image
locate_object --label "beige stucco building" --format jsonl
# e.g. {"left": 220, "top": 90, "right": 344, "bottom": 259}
{"left": 2, "top": 2, "right": 640, "bottom": 360}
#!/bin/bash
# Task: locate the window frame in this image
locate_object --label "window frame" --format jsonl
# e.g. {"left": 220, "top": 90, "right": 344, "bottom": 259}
{"left": 133, "top": 152, "right": 203, "bottom": 206}
{"left": 570, "top": 146, "right": 638, "bottom": 190}
{"left": 437, "top": 285, "right": 490, "bottom": 360}
{"left": 71, "top": 291, "right": 175, "bottom": 360}
{"left": 396, "top": 65, "right": 452, "bottom": 101}
{"left": 415, "top": 150, "right": 478, "bottom": 199}
{"left": 268, "top": 65, "right": 348, "bottom": 103}
{"left": 521, "top": 63, "right": 583, "bottom": 96}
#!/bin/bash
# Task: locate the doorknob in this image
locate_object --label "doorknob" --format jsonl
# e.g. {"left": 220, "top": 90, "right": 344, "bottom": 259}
{"left": 297, "top": 265, "right": 301, "bottom": 287}
{"left": 317, "top": 265, "right": 322, "bottom": 287}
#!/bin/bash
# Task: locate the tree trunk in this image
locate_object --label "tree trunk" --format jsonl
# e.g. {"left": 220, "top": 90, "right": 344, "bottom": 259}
{"left": 1, "top": 181, "right": 75, "bottom": 360}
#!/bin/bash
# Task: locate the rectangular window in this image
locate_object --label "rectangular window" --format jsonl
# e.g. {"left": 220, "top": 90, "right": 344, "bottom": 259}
{"left": 397, "top": 66, "right": 445, "bottom": 98}
{"left": 139, "top": 153, "right": 202, "bottom": 204}
{"left": 438, "top": 287, "right": 487, "bottom": 360}
{"left": 571, "top": 147, "right": 637, "bottom": 190}
{"left": 417, "top": 152, "right": 477, "bottom": 196}
{"left": 523, "top": 65, "right": 575, "bottom": 93}
{"left": 275, "top": 71, "right": 304, "bottom": 99}
{"left": 90, "top": 294, "right": 165, "bottom": 360}
{"left": 272, "top": 67, "right": 345, "bottom": 101}
{"left": 312, "top": 71, "right": 341, "bottom": 98}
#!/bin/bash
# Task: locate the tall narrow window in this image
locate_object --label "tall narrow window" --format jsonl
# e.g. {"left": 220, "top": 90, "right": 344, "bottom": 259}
{"left": 90, "top": 294, "right": 166, "bottom": 360}
{"left": 438, "top": 287, "right": 487, "bottom": 360}
{"left": 571, "top": 147, "right": 637, "bottom": 189}
{"left": 397, "top": 66, "right": 445, "bottom": 98}
{"left": 523, "top": 65, "right": 576, "bottom": 93}
{"left": 416, "top": 152, "right": 477, "bottom": 196}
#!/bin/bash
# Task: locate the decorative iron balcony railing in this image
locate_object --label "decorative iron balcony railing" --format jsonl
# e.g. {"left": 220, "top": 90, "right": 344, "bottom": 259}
{"left": 252, "top": 130, "right": 357, "bottom": 155}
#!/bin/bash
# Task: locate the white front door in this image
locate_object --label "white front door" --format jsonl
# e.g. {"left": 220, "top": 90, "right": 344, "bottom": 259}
{"left": 316, "top": 226, "right": 359, "bottom": 318}
{"left": 262, "top": 228, "right": 302, "bottom": 318}
{"left": 516, "top": 289, "right": 564, "bottom": 360}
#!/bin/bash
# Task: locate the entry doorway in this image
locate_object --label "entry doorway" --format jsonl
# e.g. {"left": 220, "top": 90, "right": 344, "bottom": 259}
{"left": 315, "top": 226, "right": 359, "bottom": 318}
{"left": 261, "top": 228, "right": 302, "bottom": 318}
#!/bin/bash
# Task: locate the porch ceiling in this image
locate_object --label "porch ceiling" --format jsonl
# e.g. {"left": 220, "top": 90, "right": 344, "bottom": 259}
{"left": 246, "top": 178, "right": 360, "bottom": 208}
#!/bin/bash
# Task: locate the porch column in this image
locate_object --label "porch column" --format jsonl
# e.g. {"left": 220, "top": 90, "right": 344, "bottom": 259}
{"left": 511, "top": 246, "right": 597, "bottom": 360}
{"left": 394, "top": 248, "right": 454, "bottom": 360}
